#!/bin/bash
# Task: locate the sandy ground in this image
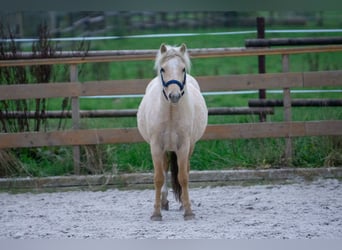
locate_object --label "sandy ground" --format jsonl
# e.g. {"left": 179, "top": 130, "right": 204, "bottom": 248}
{"left": 1, "top": 178, "right": 342, "bottom": 239}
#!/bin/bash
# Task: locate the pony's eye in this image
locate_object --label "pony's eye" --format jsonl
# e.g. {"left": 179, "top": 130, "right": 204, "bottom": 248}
{"left": 160, "top": 68, "right": 165, "bottom": 73}
{"left": 182, "top": 68, "right": 185, "bottom": 73}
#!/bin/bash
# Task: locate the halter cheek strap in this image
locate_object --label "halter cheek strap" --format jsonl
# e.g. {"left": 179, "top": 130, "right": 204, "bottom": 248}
{"left": 160, "top": 68, "right": 186, "bottom": 101}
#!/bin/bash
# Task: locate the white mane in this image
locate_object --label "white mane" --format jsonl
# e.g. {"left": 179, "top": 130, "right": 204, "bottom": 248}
{"left": 154, "top": 44, "right": 191, "bottom": 73}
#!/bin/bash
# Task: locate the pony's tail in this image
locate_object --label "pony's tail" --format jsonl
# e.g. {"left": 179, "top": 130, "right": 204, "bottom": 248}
{"left": 169, "top": 151, "right": 182, "bottom": 202}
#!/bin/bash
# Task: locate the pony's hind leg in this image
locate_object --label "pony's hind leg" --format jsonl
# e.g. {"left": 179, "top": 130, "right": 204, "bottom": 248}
{"left": 161, "top": 173, "right": 169, "bottom": 210}
{"left": 161, "top": 153, "right": 169, "bottom": 210}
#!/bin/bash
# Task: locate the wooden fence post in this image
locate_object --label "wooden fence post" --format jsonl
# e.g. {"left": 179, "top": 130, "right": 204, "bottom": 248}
{"left": 282, "top": 54, "right": 292, "bottom": 166}
{"left": 257, "top": 17, "right": 267, "bottom": 122}
{"left": 70, "top": 64, "right": 80, "bottom": 174}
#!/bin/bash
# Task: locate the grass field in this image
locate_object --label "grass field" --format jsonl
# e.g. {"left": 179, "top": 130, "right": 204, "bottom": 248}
{"left": 2, "top": 22, "right": 342, "bottom": 177}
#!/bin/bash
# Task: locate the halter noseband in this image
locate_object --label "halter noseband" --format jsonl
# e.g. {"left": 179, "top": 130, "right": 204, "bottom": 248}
{"left": 160, "top": 68, "right": 186, "bottom": 101}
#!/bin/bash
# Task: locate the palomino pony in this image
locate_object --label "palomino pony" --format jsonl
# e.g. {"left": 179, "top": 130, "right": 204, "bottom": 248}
{"left": 137, "top": 43, "right": 208, "bottom": 221}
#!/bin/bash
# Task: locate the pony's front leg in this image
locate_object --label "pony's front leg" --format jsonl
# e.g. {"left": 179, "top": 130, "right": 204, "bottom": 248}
{"left": 150, "top": 146, "right": 165, "bottom": 221}
{"left": 177, "top": 146, "right": 195, "bottom": 220}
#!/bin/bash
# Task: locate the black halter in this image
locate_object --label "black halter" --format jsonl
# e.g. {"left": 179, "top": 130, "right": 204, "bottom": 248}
{"left": 160, "top": 68, "right": 186, "bottom": 101}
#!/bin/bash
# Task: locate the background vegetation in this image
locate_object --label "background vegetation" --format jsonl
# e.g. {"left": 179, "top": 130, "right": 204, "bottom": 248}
{"left": 0, "top": 11, "right": 342, "bottom": 177}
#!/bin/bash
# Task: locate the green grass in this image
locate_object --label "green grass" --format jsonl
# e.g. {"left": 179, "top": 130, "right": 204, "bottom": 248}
{"left": 2, "top": 23, "right": 342, "bottom": 177}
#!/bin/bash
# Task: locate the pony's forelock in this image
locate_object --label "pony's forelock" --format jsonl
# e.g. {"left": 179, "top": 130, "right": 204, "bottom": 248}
{"left": 154, "top": 44, "right": 191, "bottom": 73}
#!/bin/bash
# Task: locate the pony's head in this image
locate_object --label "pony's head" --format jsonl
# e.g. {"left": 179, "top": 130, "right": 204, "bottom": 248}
{"left": 154, "top": 43, "right": 191, "bottom": 104}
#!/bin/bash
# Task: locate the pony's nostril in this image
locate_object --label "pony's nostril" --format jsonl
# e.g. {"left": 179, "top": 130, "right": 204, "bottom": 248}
{"left": 169, "top": 93, "right": 181, "bottom": 103}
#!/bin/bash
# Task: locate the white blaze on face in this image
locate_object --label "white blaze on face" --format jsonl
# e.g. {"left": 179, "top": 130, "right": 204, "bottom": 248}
{"left": 161, "top": 57, "right": 186, "bottom": 104}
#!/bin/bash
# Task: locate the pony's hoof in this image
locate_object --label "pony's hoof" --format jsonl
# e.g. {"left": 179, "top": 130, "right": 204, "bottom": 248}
{"left": 150, "top": 214, "right": 162, "bottom": 221}
{"left": 184, "top": 212, "right": 195, "bottom": 221}
{"left": 162, "top": 201, "right": 169, "bottom": 211}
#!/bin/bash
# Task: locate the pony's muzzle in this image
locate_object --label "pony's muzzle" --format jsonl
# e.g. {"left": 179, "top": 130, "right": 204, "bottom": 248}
{"left": 169, "top": 92, "right": 181, "bottom": 103}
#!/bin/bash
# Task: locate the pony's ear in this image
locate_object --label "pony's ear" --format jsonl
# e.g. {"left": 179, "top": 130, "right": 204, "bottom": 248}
{"left": 160, "top": 43, "right": 167, "bottom": 54}
{"left": 180, "top": 43, "right": 187, "bottom": 54}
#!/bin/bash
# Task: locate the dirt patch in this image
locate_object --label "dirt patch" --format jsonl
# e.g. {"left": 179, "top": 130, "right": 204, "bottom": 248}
{"left": 1, "top": 178, "right": 341, "bottom": 239}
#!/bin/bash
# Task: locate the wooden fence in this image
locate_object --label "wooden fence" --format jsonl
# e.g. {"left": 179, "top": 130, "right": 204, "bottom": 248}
{"left": 1, "top": 45, "right": 342, "bottom": 174}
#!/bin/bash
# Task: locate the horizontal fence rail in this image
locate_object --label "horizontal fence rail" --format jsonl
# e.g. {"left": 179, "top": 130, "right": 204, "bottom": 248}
{"left": 245, "top": 37, "right": 342, "bottom": 47}
{"left": 0, "top": 107, "right": 274, "bottom": 119}
{"left": 248, "top": 99, "right": 342, "bottom": 107}
{"left": 1, "top": 71, "right": 341, "bottom": 100}
{"left": 1, "top": 121, "right": 342, "bottom": 149}
{"left": 1, "top": 45, "right": 342, "bottom": 66}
